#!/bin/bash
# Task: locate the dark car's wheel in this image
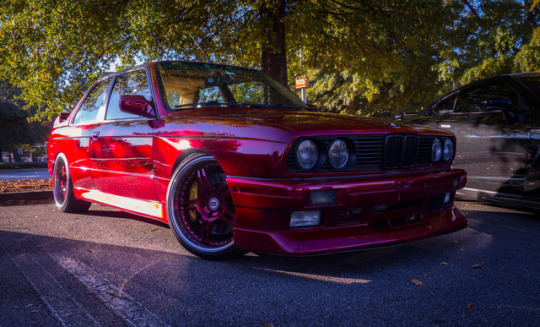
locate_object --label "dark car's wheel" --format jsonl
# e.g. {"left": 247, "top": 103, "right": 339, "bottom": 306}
{"left": 53, "top": 154, "right": 91, "bottom": 213}
{"left": 167, "top": 153, "right": 244, "bottom": 260}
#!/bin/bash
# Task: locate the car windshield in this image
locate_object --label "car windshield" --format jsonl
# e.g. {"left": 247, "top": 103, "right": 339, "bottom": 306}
{"left": 156, "top": 62, "right": 308, "bottom": 111}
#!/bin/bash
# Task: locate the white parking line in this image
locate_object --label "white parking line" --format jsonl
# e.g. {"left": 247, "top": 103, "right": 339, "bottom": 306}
{"left": 51, "top": 255, "right": 168, "bottom": 327}
{"left": 0, "top": 240, "right": 100, "bottom": 327}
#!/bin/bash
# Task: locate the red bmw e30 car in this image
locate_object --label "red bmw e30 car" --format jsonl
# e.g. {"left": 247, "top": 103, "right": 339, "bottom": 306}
{"left": 48, "top": 61, "right": 468, "bottom": 259}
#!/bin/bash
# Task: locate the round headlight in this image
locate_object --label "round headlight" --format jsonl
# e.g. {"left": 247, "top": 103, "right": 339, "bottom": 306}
{"left": 296, "top": 139, "right": 319, "bottom": 170}
{"left": 328, "top": 139, "right": 350, "bottom": 169}
{"left": 431, "top": 138, "right": 442, "bottom": 163}
{"left": 443, "top": 138, "right": 454, "bottom": 162}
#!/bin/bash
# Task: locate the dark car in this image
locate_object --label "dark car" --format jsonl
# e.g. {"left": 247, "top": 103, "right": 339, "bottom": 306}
{"left": 411, "top": 73, "right": 540, "bottom": 210}
{"left": 48, "top": 61, "right": 467, "bottom": 259}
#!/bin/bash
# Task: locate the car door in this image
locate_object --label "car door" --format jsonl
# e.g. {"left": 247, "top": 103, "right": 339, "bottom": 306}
{"left": 89, "top": 68, "right": 157, "bottom": 201}
{"left": 419, "top": 79, "right": 528, "bottom": 196}
{"left": 62, "top": 80, "right": 111, "bottom": 192}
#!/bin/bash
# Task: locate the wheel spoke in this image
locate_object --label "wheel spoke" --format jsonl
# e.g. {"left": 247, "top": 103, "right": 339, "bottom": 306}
{"left": 218, "top": 183, "right": 229, "bottom": 193}
{"left": 220, "top": 208, "right": 236, "bottom": 226}
{"left": 200, "top": 218, "right": 215, "bottom": 243}
{"left": 197, "top": 168, "right": 214, "bottom": 192}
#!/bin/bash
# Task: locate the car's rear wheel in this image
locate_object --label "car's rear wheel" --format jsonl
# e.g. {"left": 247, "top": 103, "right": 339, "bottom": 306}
{"left": 167, "top": 153, "right": 244, "bottom": 259}
{"left": 52, "top": 154, "right": 91, "bottom": 213}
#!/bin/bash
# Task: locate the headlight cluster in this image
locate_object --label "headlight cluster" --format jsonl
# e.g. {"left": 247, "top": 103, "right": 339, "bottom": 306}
{"left": 294, "top": 138, "right": 352, "bottom": 171}
{"left": 431, "top": 137, "right": 455, "bottom": 163}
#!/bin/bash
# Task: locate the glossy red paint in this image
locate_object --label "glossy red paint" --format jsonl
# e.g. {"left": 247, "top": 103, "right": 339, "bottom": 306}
{"left": 48, "top": 61, "right": 468, "bottom": 259}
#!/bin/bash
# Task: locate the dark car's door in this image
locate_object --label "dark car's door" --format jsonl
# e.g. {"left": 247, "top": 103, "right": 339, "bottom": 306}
{"left": 89, "top": 68, "right": 157, "bottom": 202}
{"left": 416, "top": 79, "right": 529, "bottom": 197}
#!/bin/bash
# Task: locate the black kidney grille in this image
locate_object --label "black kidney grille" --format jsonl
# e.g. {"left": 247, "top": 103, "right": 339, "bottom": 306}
{"left": 401, "top": 135, "right": 419, "bottom": 167}
{"left": 383, "top": 136, "right": 403, "bottom": 168}
{"left": 288, "top": 135, "right": 436, "bottom": 172}
{"left": 382, "top": 135, "right": 420, "bottom": 169}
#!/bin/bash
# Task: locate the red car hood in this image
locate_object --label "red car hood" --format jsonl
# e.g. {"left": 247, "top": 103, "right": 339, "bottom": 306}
{"left": 164, "top": 107, "right": 444, "bottom": 137}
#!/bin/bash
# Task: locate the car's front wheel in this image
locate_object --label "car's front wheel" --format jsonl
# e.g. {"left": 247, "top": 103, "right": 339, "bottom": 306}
{"left": 166, "top": 153, "right": 244, "bottom": 260}
{"left": 52, "top": 154, "right": 91, "bottom": 213}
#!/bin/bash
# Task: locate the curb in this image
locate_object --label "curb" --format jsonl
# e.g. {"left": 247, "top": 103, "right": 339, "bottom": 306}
{"left": 0, "top": 191, "right": 54, "bottom": 205}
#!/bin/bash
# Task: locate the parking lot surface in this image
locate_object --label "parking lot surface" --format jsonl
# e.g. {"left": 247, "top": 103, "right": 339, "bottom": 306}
{"left": 0, "top": 201, "right": 539, "bottom": 326}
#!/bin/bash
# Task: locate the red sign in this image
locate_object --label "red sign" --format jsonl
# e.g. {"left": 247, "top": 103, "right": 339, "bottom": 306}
{"left": 295, "top": 76, "right": 309, "bottom": 89}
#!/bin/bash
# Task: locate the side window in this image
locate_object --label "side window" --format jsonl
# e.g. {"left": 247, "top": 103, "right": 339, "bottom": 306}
{"left": 72, "top": 81, "right": 109, "bottom": 124}
{"left": 106, "top": 70, "right": 152, "bottom": 120}
{"left": 430, "top": 94, "right": 457, "bottom": 115}
{"left": 454, "top": 81, "right": 518, "bottom": 113}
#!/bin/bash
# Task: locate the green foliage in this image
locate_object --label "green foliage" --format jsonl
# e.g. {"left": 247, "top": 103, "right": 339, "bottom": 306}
{"left": 0, "top": 80, "right": 51, "bottom": 153}
{"left": 0, "top": 0, "right": 539, "bottom": 121}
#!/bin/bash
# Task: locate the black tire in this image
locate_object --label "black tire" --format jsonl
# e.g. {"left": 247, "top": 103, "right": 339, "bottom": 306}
{"left": 166, "top": 153, "right": 245, "bottom": 260}
{"left": 52, "top": 154, "right": 91, "bottom": 213}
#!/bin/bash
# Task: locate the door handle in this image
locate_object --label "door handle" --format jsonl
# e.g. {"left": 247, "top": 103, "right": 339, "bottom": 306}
{"left": 91, "top": 131, "right": 100, "bottom": 140}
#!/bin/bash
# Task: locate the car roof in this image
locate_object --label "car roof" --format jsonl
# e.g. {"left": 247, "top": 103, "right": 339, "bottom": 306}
{"left": 424, "top": 73, "right": 540, "bottom": 111}
{"left": 95, "top": 60, "right": 263, "bottom": 82}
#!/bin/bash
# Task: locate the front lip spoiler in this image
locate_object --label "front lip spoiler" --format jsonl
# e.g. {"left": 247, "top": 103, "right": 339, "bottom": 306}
{"left": 232, "top": 206, "right": 468, "bottom": 256}
{"left": 248, "top": 221, "right": 469, "bottom": 258}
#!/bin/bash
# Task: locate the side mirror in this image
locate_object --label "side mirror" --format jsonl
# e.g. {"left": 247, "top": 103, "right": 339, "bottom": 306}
{"left": 119, "top": 95, "right": 156, "bottom": 118}
{"left": 484, "top": 97, "right": 512, "bottom": 111}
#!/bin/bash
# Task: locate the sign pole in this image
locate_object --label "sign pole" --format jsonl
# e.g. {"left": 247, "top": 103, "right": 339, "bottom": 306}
{"left": 295, "top": 76, "right": 309, "bottom": 103}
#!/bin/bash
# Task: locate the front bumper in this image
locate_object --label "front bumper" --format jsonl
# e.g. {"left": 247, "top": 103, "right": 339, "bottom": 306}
{"left": 227, "top": 168, "right": 468, "bottom": 255}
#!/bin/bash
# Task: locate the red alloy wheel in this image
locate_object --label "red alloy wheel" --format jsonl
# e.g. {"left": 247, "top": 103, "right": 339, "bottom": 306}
{"left": 53, "top": 160, "right": 68, "bottom": 205}
{"left": 52, "top": 154, "right": 91, "bottom": 213}
{"left": 167, "top": 154, "right": 243, "bottom": 259}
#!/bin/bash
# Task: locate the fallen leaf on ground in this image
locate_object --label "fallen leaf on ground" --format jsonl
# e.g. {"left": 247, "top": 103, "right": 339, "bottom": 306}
{"left": 470, "top": 264, "right": 485, "bottom": 269}
{"left": 467, "top": 302, "right": 473, "bottom": 310}
{"left": 440, "top": 262, "right": 448, "bottom": 266}
{"left": 0, "top": 179, "right": 52, "bottom": 193}
{"left": 410, "top": 279, "right": 424, "bottom": 287}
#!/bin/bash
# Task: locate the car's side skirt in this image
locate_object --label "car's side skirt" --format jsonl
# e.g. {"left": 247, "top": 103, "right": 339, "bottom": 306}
{"left": 80, "top": 189, "right": 166, "bottom": 221}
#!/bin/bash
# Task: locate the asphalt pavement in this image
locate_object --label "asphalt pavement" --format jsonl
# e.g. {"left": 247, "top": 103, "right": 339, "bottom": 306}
{"left": 0, "top": 201, "right": 539, "bottom": 326}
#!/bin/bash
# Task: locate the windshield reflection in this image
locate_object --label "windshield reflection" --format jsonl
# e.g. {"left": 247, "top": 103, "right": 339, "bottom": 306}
{"left": 155, "top": 62, "right": 308, "bottom": 111}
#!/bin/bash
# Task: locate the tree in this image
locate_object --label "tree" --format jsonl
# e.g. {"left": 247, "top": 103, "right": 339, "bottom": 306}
{"left": 0, "top": 81, "right": 32, "bottom": 158}
{"left": 0, "top": 0, "right": 538, "bottom": 120}
{"left": 0, "top": 80, "right": 51, "bottom": 158}
{"left": 436, "top": 0, "right": 540, "bottom": 87}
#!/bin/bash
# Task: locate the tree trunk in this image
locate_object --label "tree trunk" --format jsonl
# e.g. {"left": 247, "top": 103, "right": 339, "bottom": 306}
{"left": 260, "top": 0, "right": 288, "bottom": 87}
